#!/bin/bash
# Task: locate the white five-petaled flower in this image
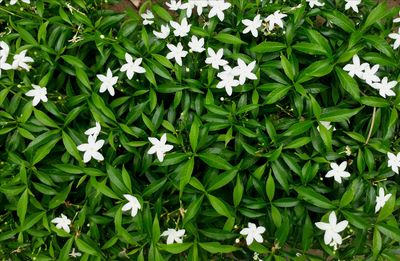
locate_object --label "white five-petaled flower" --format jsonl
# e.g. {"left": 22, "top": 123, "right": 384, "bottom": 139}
{"left": 69, "top": 248, "right": 82, "bottom": 258}
{"left": 387, "top": 152, "right": 400, "bottom": 174}
{"left": 148, "top": 133, "right": 174, "bottom": 162}
{"left": 240, "top": 222, "right": 266, "bottom": 245}
{"left": 141, "top": 10, "right": 154, "bottom": 25}
{"left": 84, "top": 122, "right": 101, "bottom": 138}
{"left": 208, "top": 0, "right": 231, "bottom": 21}
{"left": 166, "top": 0, "right": 182, "bottom": 10}
{"left": 205, "top": 48, "right": 228, "bottom": 69}
{"left": 343, "top": 55, "right": 367, "bottom": 79}
{"left": 317, "top": 121, "right": 335, "bottom": 133}
{"left": 12, "top": 50, "right": 34, "bottom": 71}
{"left": 10, "top": 0, "right": 30, "bottom": 5}
{"left": 315, "top": 212, "right": 348, "bottom": 250}
{"left": 306, "top": 0, "right": 324, "bottom": 8}
{"left": 344, "top": 0, "right": 361, "bottom": 13}
{"left": 25, "top": 84, "right": 48, "bottom": 107}
{"left": 235, "top": 58, "right": 257, "bottom": 85}
{"left": 51, "top": 214, "right": 71, "bottom": 233}
{"left": 362, "top": 64, "right": 380, "bottom": 85}
{"left": 122, "top": 194, "right": 141, "bottom": 217}
{"left": 120, "top": 54, "right": 145, "bottom": 80}
{"left": 180, "top": 0, "right": 195, "bottom": 17}
{"left": 153, "top": 24, "right": 170, "bottom": 39}
{"left": 188, "top": 35, "right": 205, "bottom": 53}
{"left": 97, "top": 68, "right": 118, "bottom": 96}
{"left": 217, "top": 65, "right": 240, "bottom": 96}
{"left": 242, "top": 14, "right": 263, "bottom": 37}
{"left": 161, "top": 228, "right": 186, "bottom": 244}
{"left": 264, "top": 11, "right": 287, "bottom": 31}
{"left": 388, "top": 28, "right": 400, "bottom": 50}
{"left": 0, "top": 42, "right": 12, "bottom": 77}
{"left": 170, "top": 17, "right": 191, "bottom": 37}
{"left": 371, "top": 77, "right": 397, "bottom": 98}
{"left": 77, "top": 134, "right": 105, "bottom": 163}
{"left": 325, "top": 161, "right": 351, "bottom": 184}
{"left": 193, "top": 0, "right": 208, "bottom": 16}
{"left": 166, "top": 42, "right": 188, "bottom": 66}
{"left": 375, "top": 188, "right": 392, "bottom": 213}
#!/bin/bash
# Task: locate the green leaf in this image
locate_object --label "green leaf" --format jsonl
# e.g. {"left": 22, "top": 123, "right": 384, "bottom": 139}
{"left": 184, "top": 195, "right": 204, "bottom": 224}
{"left": 362, "top": 3, "right": 389, "bottom": 31}
{"left": 377, "top": 190, "right": 395, "bottom": 222}
{"left": 158, "top": 243, "right": 193, "bottom": 254}
{"left": 376, "top": 223, "right": 400, "bottom": 241}
{"left": 372, "top": 228, "right": 382, "bottom": 257}
{"left": 295, "top": 186, "right": 335, "bottom": 209}
{"left": 62, "top": 131, "right": 81, "bottom": 161}
{"left": 320, "top": 107, "right": 363, "bottom": 122}
{"left": 233, "top": 175, "right": 243, "bottom": 207}
{"left": 199, "top": 153, "right": 232, "bottom": 170}
{"left": 208, "top": 169, "right": 238, "bottom": 192}
{"left": 266, "top": 173, "right": 275, "bottom": 201}
{"left": 281, "top": 54, "right": 295, "bottom": 81}
{"left": 199, "top": 242, "right": 239, "bottom": 253}
{"left": 32, "top": 137, "right": 60, "bottom": 165}
{"left": 179, "top": 158, "right": 195, "bottom": 192}
{"left": 271, "top": 161, "right": 289, "bottom": 192}
{"left": 335, "top": 67, "right": 360, "bottom": 100}
{"left": 360, "top": 96, "right": 390, "bottom": 107}
{"left": 61, "top": 55, "right": 87, "bottom": 69}
{"left": 207, "top": 194, "right": 233, "bottom": 217}
{"left": 214, "top": 33, "right": 246, "bottom": 45}
{"left": 152, "top": 4, "right": 172, "bottom": 21}
{"left": 264, "top": 85, "right": 292, "bottom": 104}
{"left": 48, "top": 183, "right": 72, "bottom": 209}
{"left": 322, "top": 10, "right": 355, "bottom": 33}
{"left": 17, "top": 26, "right": 38, "bottom": 45}
{"left": 190, "top": 119, "right": 199, "bottom": 152}
{"left": 17, "top": 189, "right": 29, "bottom": 224}
{"left": 281, "top": 120, "right": 313, "bottom": 137}
{"left": 251, "top": 41, "right": 286, "bottom": 53}
{"left": 341, "top": 210, "right": 368, "bottom": 229}
{"left": 34, "top": 109, "right": 59, "bottom": 128}
{"left": 76, "top": 238, "right": 101, "bottom": 257}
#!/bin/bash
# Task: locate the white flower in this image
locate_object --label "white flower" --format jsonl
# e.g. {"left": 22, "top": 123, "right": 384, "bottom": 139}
{"left": 153, "top": 24, "right": 170, "bottom": 39}
{"left": 97, "top": 68, "right": 118, "bottom": 96}
{"left": 264, "top": 11, "right": 287, "bottom": 31}
{"left": 51, "top": 214, "right": 71, "bottom": 233}
{"left": 10, "top": 0, "right": 30, "bottom": 5}
{"left": 344, "top": 0, "right": 361, "bottom": 13}
{"left": 235, "top": 58, "right": 257, "bottom": 85}
{"left": 170, "top": 17, "right": 191, "bottom": 37}
{"left": 325, "top": 161, "right": 351, "bottom": 184}
{"left": 343, "top": 55, "right": 367, "bottom": 79}
{"left": 188, "top": 35, "right": 205, "bottom": 53}
{"left": 122, "top": 194, "right": 141, "bottom": 217}
{"left": 147, "top": 133, "right": 174, "bottom": 162}
{"left": 141, "top": 10, "right": 154, "bottom": 25}
{"left": 362, "top": 64, "right": 380, "bottom": 85}
{"left": 388, "top": 28, "right": 400, "bottom": 50}
{"left": 317, "top": 121, "right": 335, "bottom": 133}
{"left": 0, "top": 42, "right": 12, "bottom": 76}
{"left": 120, "top": 54, "right": 145, "bottom": 80}
{"left": 387, "top": 152, "right": 400, "bottom": 174}
{"left": 161, "top": 228, "right": 186, "bottom": 244}
{"left": 216, "top": 65, "right": 240, "bottom": 96}
{"left": 25, "top": 84, "right": 48, "bottom": 106}
{"left": 166, "top": 0, "right": 182, "bottom": 10}
{"left": 394, "top": 12, "right": 400, "bottom": 23}
{"left": 77, "top": 134, "right": 104, "bottom": 163}
{"left": 193, "top": 0, "right": 208, "bottom": 16}
{"left": 239, "top": 222, "right": 266, "bottom": 245}
{"left": 306, "top": 0, "right": 324, "bottom": 8}
{"left": 315, "top": 212, "right": 348, "bottom": 250}
{"left": 180, "top": 0, "right": 195, "bottom": 17}
{"left": 370, "top": 77, "right": 397, "bottom": 98}
{"left": 242, "top": 14, "right": 263, "bottom": 37}
{"left": 208, "top": 0, "right": 231, "bottom": 21}
{"left": 84, "top": 122, "right": 101, "bottom": 138}
{"left": 375, "top": 187, "right": 392, "bottom": 213}
{"left": 12, "top": 50, "right": 34, "bottom": 71}
{"left": 205, "top": 48, "right": 228, "bottom": 69}
{"left": 166, "top": 42, "right": 188, "bottom": 66}
{"left": 69, "top": 248, "right": 82, "bottom": 258}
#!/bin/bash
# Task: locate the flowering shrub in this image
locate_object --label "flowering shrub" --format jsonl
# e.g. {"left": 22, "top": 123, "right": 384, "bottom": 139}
{"left": 1, "top": 0, "right": 400, "bottom": 259}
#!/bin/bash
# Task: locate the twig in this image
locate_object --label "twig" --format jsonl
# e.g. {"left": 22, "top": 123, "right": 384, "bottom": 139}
{"left": 365, "top": 107, "right": 376, "bottom": 145}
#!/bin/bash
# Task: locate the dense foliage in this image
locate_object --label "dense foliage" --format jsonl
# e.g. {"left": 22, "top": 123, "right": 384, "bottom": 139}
{"left": 1, "top": 0, "right": 400, "bottom": 260}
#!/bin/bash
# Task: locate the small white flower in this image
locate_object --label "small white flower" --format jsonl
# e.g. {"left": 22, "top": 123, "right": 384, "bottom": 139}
{"left": 12, "top": 50, "right": 34, "bottom": 71}
{"left": 242, "top": 14, "right": 263, "bottom": 37}
{"left": 97, "top": 68, "right": 118, "bottom": 96}
{"left": 166, "top": 0, "right": 182, "bottom": 10}
{"left": 51, "top": 214, "right": 71, "bottom": 233}
{"left": 216, "top": 65, "right": 240, "bottom": 96}
{"left": 77, "top": 134, "right": 105, "bottom": 163}
{"left": 388, "top": 28, "right": 400, "bottom": 50}
{"left": 188, "top": 35, "right": 205, "bottom": 53}
{"left": 122, "top": 194, "right": 141, "bottom": 217}
{"left": 375, "top": 187, "right": 392, "bottom": 213}
{"left": 370, "top": 77, "right": 397, "bottom": 98}
{"left": 306, "top": 0, "right": 325, "bottom": 8}
{"left": 235, "top": 58, "right": 257, "bottom": 85}
{"left": 317, "top": 121, "right": 335, "bottom": 133}
{"left": 0, "top": 42, "right": 12, "bottom": 76}
{"left": 161, "top": 228, "right": 186, "bottom": 244}
{"left": 148, "top": 133, "right": 174, "bottom": 162}
{"left": 239, "top": 222, "right": 266, "bottom": 245}
{"left": 120, "top": 54, "right": 145, "bottom": 80}
{"left": 153, "top": 24, "right": 170, "bottom": 39}
{"left": 362, "top": 64, "right": 380, "bottom": 85}
{"left": 180, "top": 0, "right": 195, "bottom": 17}
{"left": 387, "top": 152, "right": 400, "bottom": 174}
{"left": 141, "top": 10, "right": 154, "bottom": 25}
{"left": 69, "top": 248, "right": 82, "bottom": 258}
{"left": 394, "top": 12, "right": 400, "bottom": 23}
{"left": 170, "top": 17, "right": 191, "bottom": 37}
{"left": 343, "top": 55, "right": 367, "bottom": 79}
{"left": 315, "top": 212, "right": 348, "bottom": 250}
{"left": 344, "top": 0, "right": 361, "bottom": 13}
{"left": 205, "top": 48, "right": 228, "bottom": 69}
{"left": 325, "top": 161, "right": 351, "bottom": 184}
{"left": 84, "top": 122, "right": 101, "bottom": 138}
{"left": 25, "top": 84, "right": 48, "bottom": 106}
{"left": 264, "top": 11, "right": 287, "bottom": 31}
{"left": 166, "top": 42, "right": 188, "bottom": 66}
{"left": 193, "top": 0, "right": 208, "bottom": 16}
{"left": 10, "top": 0, "right": 30, "bottom": 5}
{"left": 208, "top": 0, "right": 231, "bottom": 21}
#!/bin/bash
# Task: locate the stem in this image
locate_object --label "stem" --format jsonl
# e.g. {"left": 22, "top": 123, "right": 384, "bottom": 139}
{"left": 365, "top": 107, "right": 376, "bottom": 145}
